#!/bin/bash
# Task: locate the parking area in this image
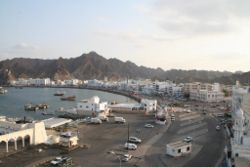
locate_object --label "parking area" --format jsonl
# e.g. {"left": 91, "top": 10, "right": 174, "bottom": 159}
{"left": 0, "top": 99, "right": 228, "bottom": 167}
{"left": 0, "top": 113, "right": 168, "bottom": 167}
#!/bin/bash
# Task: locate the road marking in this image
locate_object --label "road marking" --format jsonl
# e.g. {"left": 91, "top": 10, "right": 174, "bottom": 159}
{"left": 180, "top": 117, "right": 205, "bottom": 127}
{"left": 179, "top": 114, "right": 201, "bottom": 121}
{"left": 177, "top": 122, "right": 207, "bottom": 134}
{"left": 179, "top": 112, "right": 200, "bottom": 118}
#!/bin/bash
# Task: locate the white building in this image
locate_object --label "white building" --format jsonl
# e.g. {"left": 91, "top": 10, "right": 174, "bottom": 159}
{"left": 190, "top": 90, "right": 224, "bottom": 102}
{"left": 76, "top": 96, "right": 109, "bottom": 116}
{"left": 109, "top": 103, "right": 141, "bottom": 112}
{"left": 0, "top": 117, "right": 48, "bottom": 152}
{"left": 166, "top": 141, "right": 192, "bottom": 157}
{"left": 140, "top": 99, "right": 157, "bottom": 113}
{"left": 226, "top": 83, "right": 250, "bottom": 167}
{"left": 189, "top": 83, "right": 224, "bottom": 102}
{"left": 64, "top": 79, "right": 81, "bottom": 86}
{"left": 86, "top": 79, "right": 104, "bottom": 87}
{"left": 42, "top": 117, "right": 72, "bottom": 129}
{"left": 59, "top": 132, "right": 79, "bottom": 147}
{"left": 11, "top": 78, "right": 51, "bottom": 86}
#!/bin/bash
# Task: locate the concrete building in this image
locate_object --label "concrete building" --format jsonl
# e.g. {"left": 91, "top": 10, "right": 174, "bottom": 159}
{"left": 141, "top": 99, "right": 157, "bottom": 113}
{"left": 64, "top": 79, "right": 81, "bottom": 86}
{"left": 109, "top": 103, "right": 142, "bottom": 113}
{"left": 190, "top": 90, "right": 224, "bottom": 102}
{"left": 42, "top": 117, "right": 72, "bottom": 129}
{"left": 59, "top": 132, "right": 79, "bottom": 147}
{"left": 0, "top": 116, "right": 48, "bottom": 152}
{"left": 86, "top": 79, "right": 104, "bottom": 87}
{"left": 76, "top": 96, "right": 109, "bottom": 116}
{"left": 11, "top": 78, "right": 51, "bottom": 86}
{"left": 226, "top": 83, "right": 250, "bottom": 167}
{"left": 188, "top": 83, "right": 224, "bottom": 102}
{"left": 166, "top": 141, "right": 192, "bottom": 157}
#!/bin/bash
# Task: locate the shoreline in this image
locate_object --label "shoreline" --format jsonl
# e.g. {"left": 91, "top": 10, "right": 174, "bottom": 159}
{"left": 9, "top": 85, "right": 142, "bottom": 102}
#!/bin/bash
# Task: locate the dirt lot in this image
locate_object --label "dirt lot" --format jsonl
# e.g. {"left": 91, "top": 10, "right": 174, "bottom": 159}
{"left": 0, "top": 113, "right": 164, "bottom": 167}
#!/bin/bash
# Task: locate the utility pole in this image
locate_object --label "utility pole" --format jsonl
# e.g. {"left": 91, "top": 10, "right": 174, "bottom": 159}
{"left": 128, "top": 123, "right": 130, "bottom": 142}
{"left": 127, "top": 123, "right": 130, "bottom": 150}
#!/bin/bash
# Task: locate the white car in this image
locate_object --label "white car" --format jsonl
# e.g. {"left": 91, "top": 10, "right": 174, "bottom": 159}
{"left": 122, "top": 154, "right": 133, "bottom": 162}
{"left": 144, "top": 124, "right": 154, "bottom": 128}
{"left": 183, "top": 136, "right": 193, "bottom": 143}
{"left": 216, "top": 125, "right": 221, "bottom": 131}
{"left": 129, "top": 136, "right": 142, "bottom": 144}
{"left": 124, "top": 142, "right": 137, "bottom": 150}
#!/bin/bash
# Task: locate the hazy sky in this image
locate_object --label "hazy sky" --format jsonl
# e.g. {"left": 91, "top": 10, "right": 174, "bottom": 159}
{"left": 0, "top": 0, "right": 250, "bottom": 72}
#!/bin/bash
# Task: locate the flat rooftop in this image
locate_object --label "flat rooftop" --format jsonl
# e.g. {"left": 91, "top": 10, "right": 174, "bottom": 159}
{"left": 42, "top": 117, "right": 72, "bottom": 128}
{"left": 110, "top": 103, "right": 139, "bottom": 108}
{"left": 167, "top": 141, "right": 191, "bottom": 148}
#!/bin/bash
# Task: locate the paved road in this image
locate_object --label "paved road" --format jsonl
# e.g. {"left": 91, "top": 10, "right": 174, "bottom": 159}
{"left": 183, "top": 117, "right": 225, "bottom": 167}
{"left": 142, "top": 112, "right": 225, "bottom": 167}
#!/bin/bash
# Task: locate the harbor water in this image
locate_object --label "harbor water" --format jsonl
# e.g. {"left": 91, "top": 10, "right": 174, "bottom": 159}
{"left": 0, "top": 87, "right": 136, "bottom": 120}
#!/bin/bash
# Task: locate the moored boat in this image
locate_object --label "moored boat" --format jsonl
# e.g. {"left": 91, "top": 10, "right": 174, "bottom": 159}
{"left": 37, "top": 103, "right": 49, "bottom": 109}
{"left": 42, "top": 111, "right": 54, "bottom": 115}
{"left": 24, "top": 104, "right": 39, "bottom": 111}
{"left": 60, "top": 96, "right": 76, "bottom": 101}
{"left": 0, "top": 87, "right": 7, "bottom": 94}
{"left": 24, "top": 103, "right": 49, "bottom": 111}
{"left": 54, "top": 91, "right": 65, "bottom": 96}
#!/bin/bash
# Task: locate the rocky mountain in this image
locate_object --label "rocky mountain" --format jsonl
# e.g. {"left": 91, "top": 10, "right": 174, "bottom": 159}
{"left": 0, "top": 51, "right": 245, "bottom": 85}
{"left": 214, "top": 71, "right": 250, "bottom": 85}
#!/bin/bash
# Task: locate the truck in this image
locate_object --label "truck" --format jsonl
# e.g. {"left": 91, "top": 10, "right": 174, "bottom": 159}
{"left": 114, "top": 116, "right": 126, "bottom": 123}
{"left": 90, "top": 117, "right": 102, "bottom": 124}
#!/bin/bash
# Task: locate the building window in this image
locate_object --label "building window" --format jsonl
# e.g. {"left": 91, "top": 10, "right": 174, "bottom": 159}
{"left": 235, "top": 153, "right": 239, "bottom": 157}
{"left": 86, "top": 106, "right": 89, "bottom": 109}
{"left": 187, "top": 147, "right": 190, "bottom": 151}
{"left": 178, "top": 149, "right": 181, "bottom": 153}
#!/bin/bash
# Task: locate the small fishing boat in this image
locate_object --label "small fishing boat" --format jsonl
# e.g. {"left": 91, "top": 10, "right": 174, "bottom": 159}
{"left": 42, "top": 111, "right": 54, "bottom": 115}
{"left": 37, "top": 103, "right": 49, "bottom": 110}
{"left": 24, "top": 103, "right": 49, "bottom": 111}
{"left": 60, "top": 96, "right": 76, "bottom": 101}
{"left": 24, "top": 104, "right": 39, "bottom": 111}
{"left": 54, "top": 91, "right": 65, "bottom": 96}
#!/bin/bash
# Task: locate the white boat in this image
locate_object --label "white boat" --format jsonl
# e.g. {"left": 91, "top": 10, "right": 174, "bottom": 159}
{"left": 55, "top": 107, "right": 78, "bottom": 115}
{"left": 0, "top": 87, "right": 7, "bottom": 94}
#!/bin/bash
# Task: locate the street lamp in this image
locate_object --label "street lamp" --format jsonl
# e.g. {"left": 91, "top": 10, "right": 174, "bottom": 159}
{"left": 111, "top": 152, "right": 122, "bottom": 167}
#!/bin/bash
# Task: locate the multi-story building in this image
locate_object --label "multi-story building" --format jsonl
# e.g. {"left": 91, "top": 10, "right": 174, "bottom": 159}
{"left": 76, "top": 96, "right": 109, "bottom": 116}
{"left": 64, "top": 79, "right": 81, "bottom": 86}
{"left": 188, "top": 82, "right": 224, "bottom": 102}
{"left": 226, "top": 83, "right": 250, "bottom": 166}
{"left": 140, "top": 99, "right": 157, "bottom": 114}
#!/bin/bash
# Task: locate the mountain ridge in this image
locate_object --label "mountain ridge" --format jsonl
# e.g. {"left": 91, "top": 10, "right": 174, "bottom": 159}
{"left": 0, "top": 51, "right": 248, "bottom": 85}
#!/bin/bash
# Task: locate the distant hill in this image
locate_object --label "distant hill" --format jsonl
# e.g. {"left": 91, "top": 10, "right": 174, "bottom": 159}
{"left": 214, "top": 71, "right": 250, "bottom": 85}
{"left": 0, "top": 51, "right": 244, "bottom": 85}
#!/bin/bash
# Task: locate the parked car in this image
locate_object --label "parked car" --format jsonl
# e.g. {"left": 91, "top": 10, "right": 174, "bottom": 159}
{"left": 171, "top": 116, "right": 175, "bottom": 121}
{"left": 98, "top": 115, "right": 109, "bottom": 122}
{"left": 90, "top": 117, "right": 102, "bottom": 124}
{"left": 122, "top": 154, "right": 133, "bottom": 162}
{"left": 129, "top": 136, "right": 142, "bottom": 144}
{"left": 183, "top": 136, "right": 193, "bottom": 143}
{"left": 144, "top": 124, "right": 154, "bottom": 128}
{"left": 216, "top": 125, "right": 221, "bottom": 131}
{"left": 114, "top": 117, "right": 126, "bottom": 123}
{"left": 124, "top": 142, "right": 137, "bottom": 150}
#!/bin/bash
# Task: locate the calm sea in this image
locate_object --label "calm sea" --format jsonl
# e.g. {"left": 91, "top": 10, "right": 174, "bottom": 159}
{"left": 0, "top": 87, "right": 135, "bottom": 120}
